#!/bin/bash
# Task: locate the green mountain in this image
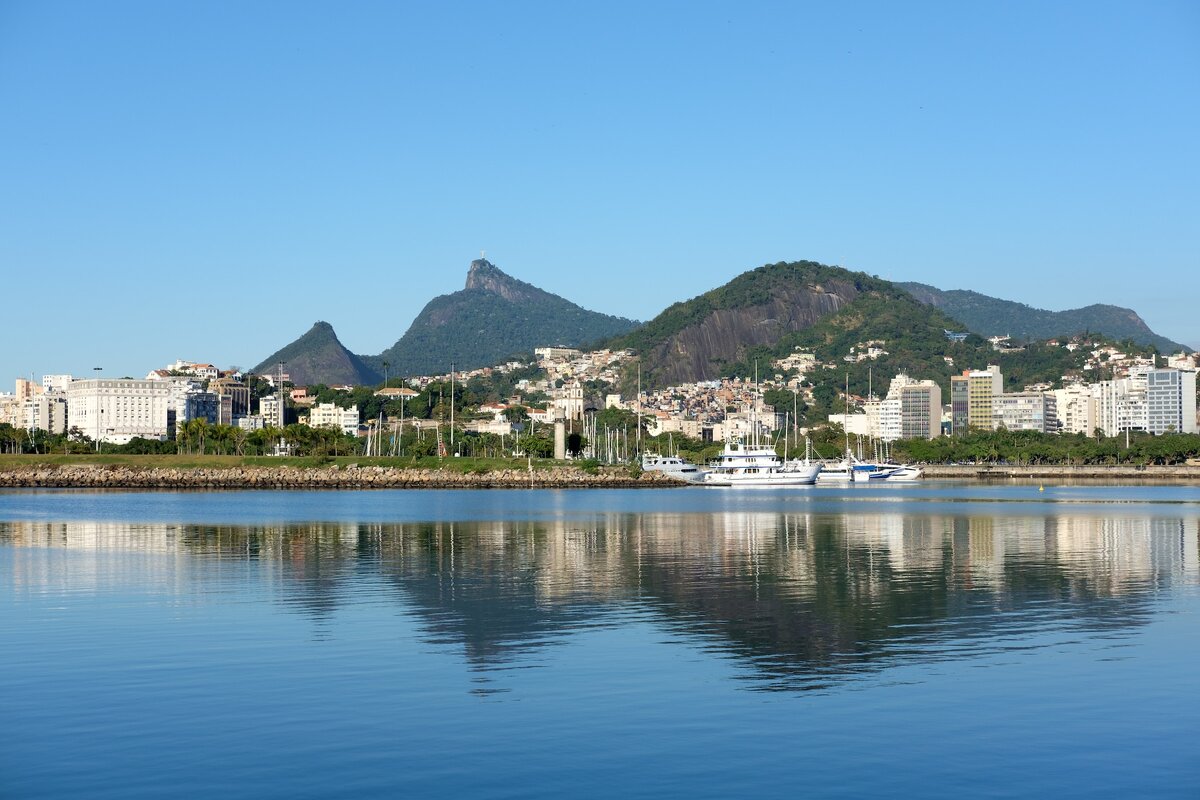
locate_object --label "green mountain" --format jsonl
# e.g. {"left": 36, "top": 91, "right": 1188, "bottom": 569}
{"left": 607, "top": 260, "right": 1153, "bottom": 424}
{"left": 251, "top": 321, "right": 381, "bottom": 388}
{"left": 608, "top": 260, "right": 938, "bottom": 385}
{"left": 369, "top": 259, "right": 639, "bottom": 377}
{"left": 898, "top": 282, "right": 1186, "bottom": 353}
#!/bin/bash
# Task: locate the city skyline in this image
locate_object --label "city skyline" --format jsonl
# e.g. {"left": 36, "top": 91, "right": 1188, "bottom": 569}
{"left": 2, "top": 1, "right": 1197, "bottom": 381}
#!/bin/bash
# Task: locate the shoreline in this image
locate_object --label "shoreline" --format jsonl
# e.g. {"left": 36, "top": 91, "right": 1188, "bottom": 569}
{"left": 0, "top": 463, "right": 678, "bottom": 490}
{"left": 922, "top": 464, "right": 1200, "bottom": 481}
{"left": 0, "top": 461, "right": 1197, "bottom": 489}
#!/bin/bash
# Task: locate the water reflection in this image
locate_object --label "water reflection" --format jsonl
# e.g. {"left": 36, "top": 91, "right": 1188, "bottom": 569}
{"left": 3, "top": 511, "right": 1197, "bottom": 690}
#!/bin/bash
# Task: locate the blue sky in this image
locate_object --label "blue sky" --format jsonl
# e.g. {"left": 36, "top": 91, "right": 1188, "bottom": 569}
{"left": 1, "top": 1, "right": 1197, "bottom": 382}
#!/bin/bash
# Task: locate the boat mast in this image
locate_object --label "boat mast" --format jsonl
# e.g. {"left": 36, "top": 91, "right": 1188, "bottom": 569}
{"left": 844, "top": 371, "right": 850, "bottom": 458}
{"left": 636, "top": 362, "right": 642, "bottom": 456}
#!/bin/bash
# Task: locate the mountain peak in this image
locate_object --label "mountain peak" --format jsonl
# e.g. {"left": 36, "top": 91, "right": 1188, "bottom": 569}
{"left": 464, "top": 258, "right": 535, "bottom": 302}
{"left": 252, "top": 320, "right": 381, "bottom": 387}
{"left": 369, "top": 258, "right": 639, "bottom": 376}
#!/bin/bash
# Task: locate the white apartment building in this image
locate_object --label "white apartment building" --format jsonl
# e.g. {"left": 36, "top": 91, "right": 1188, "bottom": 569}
{"left": 1092, "top": 372, "right": 1149, "bottom": 437}
{"left": 66, "top": 379, "right": 172, "bottom": 444}
{"left": 849, "top": 374, "right": 942, "bottom": 442}
{"left": 259, "top": 395, "right": 285, "bottom": 429}
{"left": 876, "top": 398, "right": 902, "bottom": 442}
{"left": 306, "top": 403, "right": 360, "bottom": 436}
{"left": 992, "top": 392, "right": 1058, "bottom": 433}
{"left": 1053, "top": 384, "right": 1097, "bottom": 436}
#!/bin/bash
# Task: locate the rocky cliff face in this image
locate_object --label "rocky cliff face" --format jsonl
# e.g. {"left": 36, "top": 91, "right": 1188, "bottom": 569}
{"left": 644, "top": 287, "right": 857, "bottom": 384}
{"left": 463, "top": 259, "right": 537, "bottom": 302}
{"left": 613, "top": 261, "right": 875, "bottom": 386}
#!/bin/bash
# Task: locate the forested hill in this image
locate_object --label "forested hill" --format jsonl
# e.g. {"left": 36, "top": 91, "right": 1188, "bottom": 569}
{"left": 606, "top": 261, "right": 975, "bottom": 386}
{"left": 251, "top": 321, "right": 382, "bottom": 387}
{"left": 605, "top": 259, "right": 1158, "bottom": 424}
{"left": 899, "top": 282, "right": 1185, "bottom": 353}
{"left": 367, "top": 259, "right": 639, "bottom": 377}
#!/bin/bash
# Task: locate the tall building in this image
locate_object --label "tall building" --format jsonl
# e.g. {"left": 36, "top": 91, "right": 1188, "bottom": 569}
{"left": 66, "top": 379, "right": 172, "bottom": 444}
{"left": 1093, "top": 373, "right": 1148, "bottom": 437}
{"left": 895, "top": 378, "right": 942, "bottom": 440}
{"left": 951, "top": 365, "right": 1003, "bottom": 434}
{"left": 1145, "top": 369, "right": 1197, "bottom": 434}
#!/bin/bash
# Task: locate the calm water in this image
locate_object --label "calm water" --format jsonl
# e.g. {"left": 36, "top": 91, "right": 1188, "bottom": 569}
{"left": 2, "top": 483, "right": 1198, "bottom": 799}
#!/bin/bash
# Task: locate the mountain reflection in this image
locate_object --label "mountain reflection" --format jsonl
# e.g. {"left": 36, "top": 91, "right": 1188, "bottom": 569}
{"left": 3, "top": 512, "right": 1197, "bottom": 689}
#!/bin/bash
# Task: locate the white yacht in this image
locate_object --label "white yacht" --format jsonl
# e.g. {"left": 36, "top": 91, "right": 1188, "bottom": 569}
{"left": 878, "top": 463, "right": 923, "bottom": 481}
{"left": 816, "top": 451, "right": 897, "bottom": 483}
{"left": 703, "top": 438, "right": 821, "bottom": 487}
{"left": 641, "top": 453, "right": 708, "bottom": 484}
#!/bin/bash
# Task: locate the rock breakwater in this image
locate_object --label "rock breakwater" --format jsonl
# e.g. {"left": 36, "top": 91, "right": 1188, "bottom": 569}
{"left": 0, "top": 464, "right": 683, "bottom": 490}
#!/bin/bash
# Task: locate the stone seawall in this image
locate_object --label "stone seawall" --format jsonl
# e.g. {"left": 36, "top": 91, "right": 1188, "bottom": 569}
{"left": 0, "top": 464, "right": 684, "bottom": 490}
{"left": 923, "top": 464, "right": 1200, "bottom": 481}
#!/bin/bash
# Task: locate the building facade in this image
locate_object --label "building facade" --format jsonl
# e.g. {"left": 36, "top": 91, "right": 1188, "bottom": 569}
{"left": 992, "top": 392, "right": 1058, "bottom": 433}
{"left": 307, "top": 403, "right": 360, "bottom": 436}
{"left": 66, "top": 379, "right": 172, "bottom": 444}
{"left": 951, "top": 365, "right": 1004, "bottom": 434}
{"left": 23, "top": 394, "right": 68, "bottom": 435}
{"left": 1145, "top": 369, "right": 1197, "bottom": 434}
{"left": 1053, "top": 384, "right": 1097, "bottom": 436}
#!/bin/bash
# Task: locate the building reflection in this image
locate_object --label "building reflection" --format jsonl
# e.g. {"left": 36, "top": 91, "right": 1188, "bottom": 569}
{"left": 3, "top": 510, "right": 1197, "bottom": 687}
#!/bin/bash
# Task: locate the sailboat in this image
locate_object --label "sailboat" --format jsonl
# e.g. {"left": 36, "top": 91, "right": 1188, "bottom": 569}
{"left": 816, "top": 373, "right": 899, "bottom": 483}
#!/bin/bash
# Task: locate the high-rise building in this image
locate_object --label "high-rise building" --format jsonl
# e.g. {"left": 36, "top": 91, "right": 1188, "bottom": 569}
{"left": 1093, "top": 372, "right": 1149, "bottom": 437}
{"left": 1145, "top": 369, "right": 1197, "bottom": 434}
{"left": 951, "top": 365, "right": 1003, "bottom": 434}
{"left": 898, "top": 381, "right": 942, "bottom": 439}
